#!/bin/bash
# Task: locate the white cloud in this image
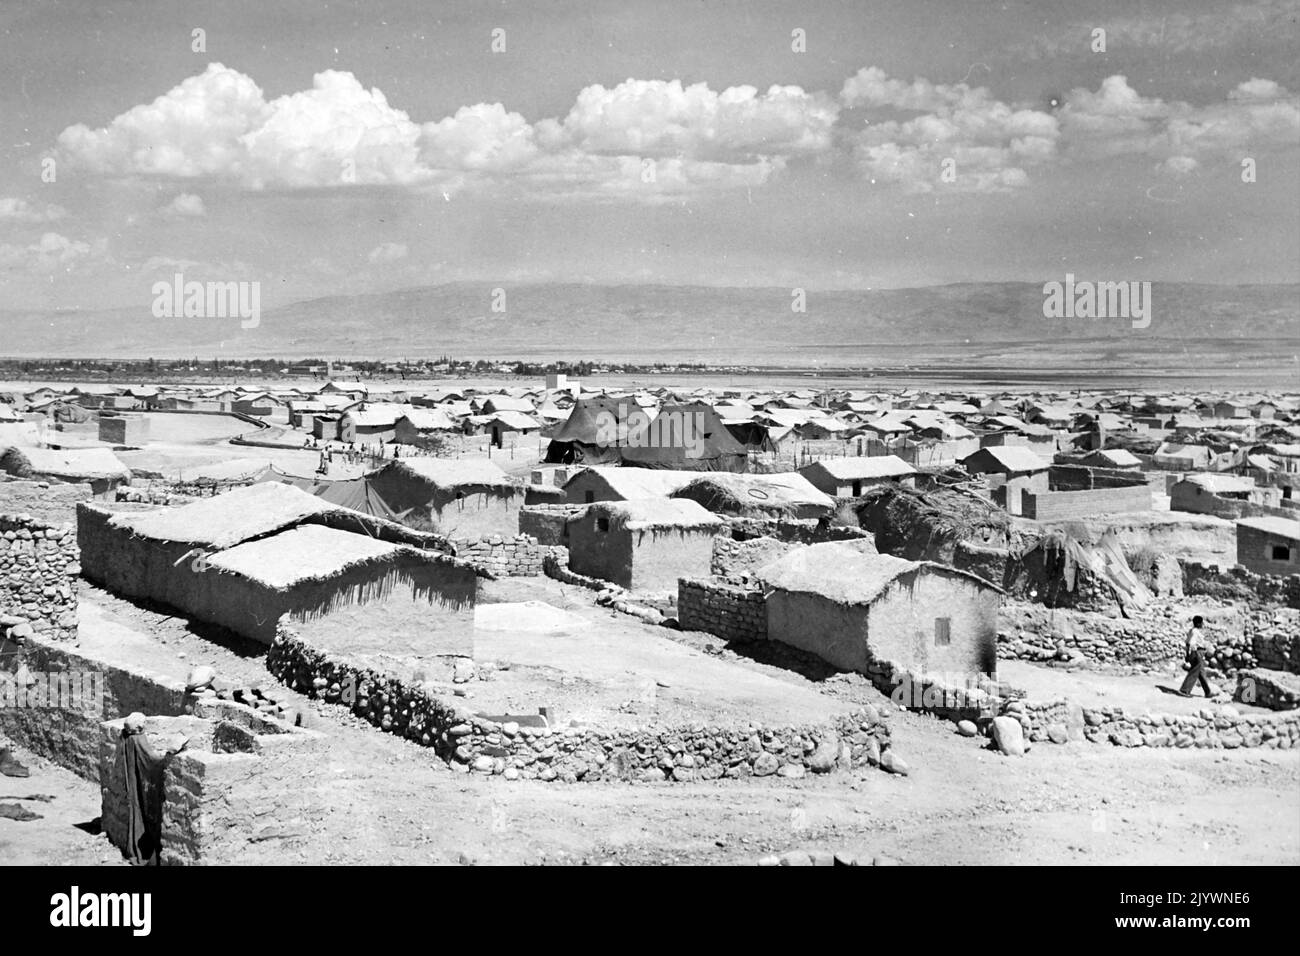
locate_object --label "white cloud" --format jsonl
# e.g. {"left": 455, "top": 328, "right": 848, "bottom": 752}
{"left": 842, "top": 67, "right": 1059, "bottom": 193}
{"left": 0, "top": 232, "right": 102, "bottom": 272}
{"left": 0, "top": 197, "right": 68, "bottom": 223}
{"left": 52, "top": 63, "right": 1300, "bottom": 201}
{"left": 367, "top": 242, "right": 408, "bottom": 264}
{"left": 162, "top": 193, "right": 206, "bottom": 217}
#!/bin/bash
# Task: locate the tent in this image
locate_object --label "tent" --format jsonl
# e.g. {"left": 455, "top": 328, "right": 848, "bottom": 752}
{"left": 544, "top": 395, "right": 636, "bottom": 465}
{"left": 619, "top": 402, "right": 748, "bottom": 472}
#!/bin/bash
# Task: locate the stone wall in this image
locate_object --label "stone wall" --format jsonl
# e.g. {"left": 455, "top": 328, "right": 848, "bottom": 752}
{"left": 1251, "top": 609, "right": 1300, "bottom": 672}
{"left": 99, "top": 708, "right": 328, "bottom": 865}
{"left": 1183, "top": 561, "right": 1300, "bottom": 608}
{"left": 0, "top": 480, "right": 93, "bottom": 526}
{"left": 721, "top": 515, "right": 875, "bottom": 546}
{"left": 1235, "top": 669, "right": 1300, "bottom": 711}
{"left": 266, "top": 623, "right": 895, "bottom": 783}
{"left": 1080, "top": 704, "right": 1300, "bottom": 749}
{"left": 448, "top": 533, "right": 549, "bottom": 576}
{"left": 996, "top": 602, "right": 1245, "bottom": 671}
{"left": 0, "top": 512, "right": 79, "bottom": 643}
{"left": 0, "top": 629, "right": 187, "bottom": 779}
{"left": 710, "top": 535, "right": 794, "bottom": 580}
{"left": 518, "top": 504, "right": 583, "bottom": 545}
{"left": 677, "top": 577, "right": 768, "bottom": 642}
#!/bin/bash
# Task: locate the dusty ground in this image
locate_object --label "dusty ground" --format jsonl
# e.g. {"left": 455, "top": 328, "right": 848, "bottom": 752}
{"left": 3, "top": 582, "right": 1296, "bottom": 867}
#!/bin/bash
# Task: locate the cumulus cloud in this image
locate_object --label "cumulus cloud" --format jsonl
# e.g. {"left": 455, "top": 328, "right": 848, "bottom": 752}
{"left": 0, "top": 232, "right": 102, "bottom": 272}
{"left": 0, "top": 197, "right": 68, "bottom": 223}
{"left": 840, "top": 67, "right": 1298, "bottom": 191}
{"left": 367, "top": 242, "right": 408, "bottom": 264}
{"left": 53, "top": 63, "right": 1300, "bottom": 200}
{"left": 841, "top": 67, "right": 1059, "bottom": 193}
{"left": 56, "top": 65, "right": 832, "bottom": 200}
{"left": 1060, "top": 75, "right": 1300, "bottom": 168}
{"left": 162, "top": 193, "right": 206, "bottom": 217}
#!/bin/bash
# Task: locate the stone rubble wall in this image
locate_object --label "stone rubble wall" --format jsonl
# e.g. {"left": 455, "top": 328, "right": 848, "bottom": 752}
{"left": 518, "top": 503, "right": 584, "bottom": 545}
{"left": 677, "top": 577, "right": 768, "bottom": 643}
{"left": 995, "top": 602, "right": 1247, "bottom": 671}
{"left": 1235, "top": 668, "right": 1300, "bottom": 711}
{"left": 1080, "top": 704, "right": 1300, "bottom": 749}
{"left": 0, "top": 512, "right": 79, "bottom": 643}
{"left": 265, "top": 623, "right": 894, "bottom": 783}
{"left": 116, "top": 486, "right": 199, "bottom": 506}
{"left": 710, "top": 535, "right": 794, "bottom": 580}
{"left": 1183, "top": 561, "right": 1300, "bottom": 609}
{"left": 1251, "top": 609, "right": 1300, "bottom": 673}
{"left": 448, "top": 533, "right": 553, "bottom": 576}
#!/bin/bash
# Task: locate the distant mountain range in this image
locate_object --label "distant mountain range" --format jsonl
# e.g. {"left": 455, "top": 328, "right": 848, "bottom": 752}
{"left": 4, "top": 281, "right": 1297, "bottom": 363}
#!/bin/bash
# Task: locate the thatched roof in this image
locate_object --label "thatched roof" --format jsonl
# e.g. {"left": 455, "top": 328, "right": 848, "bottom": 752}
{"left": 387, "top": 458, "right": 514, "bottom": 490}
{"left": 756, "top": 543, "right": 921, "bottom": 604}
{"left": 803, "top": 455, "right": 916, "bottom": 481}
{"left": 858, "top": 483, "right": 1011, "bottom": 542}
{"left": 564, "top": 466, "right": 700, "bottom": 500}
{"left": 672, "top": 472, "right": 834, "bottom": 514}
{"left": 582, "top": 498, "right": 724, "bottom": 532}
{"left": 205, "top": 524, "right": 406, "bottom": 589}
{"left": 0, "top": 445, "right": 131, "bottom": 481}
{"left": 111, "top": 482, "right": 333, "bottom": 548}
{"left": 757, "top": 541, "right": 1000, "bottom": 604}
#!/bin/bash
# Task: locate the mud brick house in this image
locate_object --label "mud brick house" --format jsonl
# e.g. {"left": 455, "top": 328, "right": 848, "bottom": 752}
{"left": 561, "top": 465, "right": 699, "bottom": 504}
{"left": 757, "top": 542, "right": 1002, "bottom": 679}
{"left": 670, "top": 471, "right": 835, "bottom": 520}
{"left": 960, "top": 446, "right": 1049, "bottom": 517}
{"left": 78, "top": 482, "right": 477, "bottom": 645}
{"left": 798, "top": 455, "right": 917, "bottom": 497}
{"left": 567, "top": 498, "right": 723, "bottom": 591}
{"left": 0, "top": 446, "right": 131, "bottom": 497}
{"left": 368, "top": 458, "right": 520, "bottom": 538}
{"left": 1236, "top": 516, "right": 1300, "bottom": 576}
{"left": 1171, "top": 474, "right": 1284, "bottom": 520}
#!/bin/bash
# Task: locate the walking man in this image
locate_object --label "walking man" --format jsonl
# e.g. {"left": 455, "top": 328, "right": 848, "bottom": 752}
{"left": 1178, "top": 615, "right": 1214, "bottom": 698}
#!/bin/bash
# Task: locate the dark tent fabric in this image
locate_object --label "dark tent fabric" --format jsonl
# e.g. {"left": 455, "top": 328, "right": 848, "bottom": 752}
{"left": 310, "top": 476, "right": 403, "bottom": 521}
{"left": 545, "top": 395, "right": 637, "bottom": 464}
{"left": 723, "top": 421, "right": 778, "bottom": 454}
{"left": 119, "top": 731, "right": 170, "bottom": 866}
{"left": 619, "top": 402, "right": 749, "bottom": 472}
{"left": 253, "top": 465, "right": 403, "bottom": 521}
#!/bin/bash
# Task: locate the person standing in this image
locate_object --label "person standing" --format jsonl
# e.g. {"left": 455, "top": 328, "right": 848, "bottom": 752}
{"left": 1178, "top": 615, "right": 1214, "bottom": 698}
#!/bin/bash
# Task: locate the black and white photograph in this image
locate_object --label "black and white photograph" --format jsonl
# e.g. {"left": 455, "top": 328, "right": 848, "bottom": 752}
{"left": 0, "top": 0, "right": 1296, "bottom": 910}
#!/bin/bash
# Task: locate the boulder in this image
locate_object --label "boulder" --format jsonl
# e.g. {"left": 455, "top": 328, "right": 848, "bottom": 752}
{"left": 956, "top": 720, "right": 978, "bottom": 737}
{"left": 991, "top": 716, "right": 1026, "bottom": 757}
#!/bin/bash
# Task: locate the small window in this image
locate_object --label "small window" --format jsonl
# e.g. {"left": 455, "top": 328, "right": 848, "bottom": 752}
{"left": 934, "top": 617, "right": 951, "bottom": 647}
{"left": 596, "top": 517, "right": 610, "bottom": 532}
{"left": 1272, "top": 545, "right": 1292, "bottom": 561}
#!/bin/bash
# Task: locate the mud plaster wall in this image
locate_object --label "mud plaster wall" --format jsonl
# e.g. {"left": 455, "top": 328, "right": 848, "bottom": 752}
{"left": 1, "top": 630, "right": 187, "bottom": 780}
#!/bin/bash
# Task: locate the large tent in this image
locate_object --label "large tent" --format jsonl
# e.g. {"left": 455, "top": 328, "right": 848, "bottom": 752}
{"left": 543, "top": 395, "right": 636, "bottom": 465}
{"left": 618, "top": 402, "right": 748, "bottom": 472}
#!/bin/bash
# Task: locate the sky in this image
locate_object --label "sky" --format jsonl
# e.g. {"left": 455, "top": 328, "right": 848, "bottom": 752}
{"left": 1, "top": 0, "right": 1298, "bottom": 313}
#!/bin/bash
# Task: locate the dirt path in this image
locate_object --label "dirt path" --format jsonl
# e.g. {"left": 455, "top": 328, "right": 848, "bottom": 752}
{"left": 5, "top": 584, "right": 1296, "bottom": 867}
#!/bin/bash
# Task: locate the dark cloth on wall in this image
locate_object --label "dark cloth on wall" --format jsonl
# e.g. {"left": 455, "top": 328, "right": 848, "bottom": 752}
{"left": 120, "top": 732, "right": 171, "bottom": 866}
